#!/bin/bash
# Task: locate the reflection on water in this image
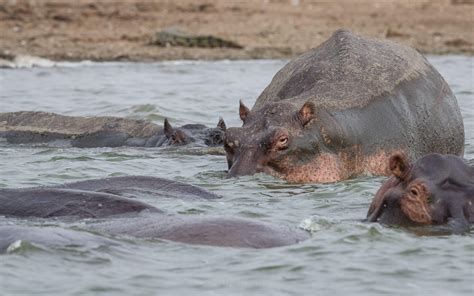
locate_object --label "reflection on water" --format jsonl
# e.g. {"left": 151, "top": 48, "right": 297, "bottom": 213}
{"left": 0, "top": 56, "right": 473, "bottom": 295}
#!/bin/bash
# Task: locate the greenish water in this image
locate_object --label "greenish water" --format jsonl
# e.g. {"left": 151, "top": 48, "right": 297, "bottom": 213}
{"left": 0, "top": 57, "right": 473, "bottom": 295}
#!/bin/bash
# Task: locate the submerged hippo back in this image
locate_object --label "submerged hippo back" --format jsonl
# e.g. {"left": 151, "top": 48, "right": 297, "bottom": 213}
{"left": 55, "top": 176, "right": 222, "bottom": 200}
{"left": 92, "top": 216, "right": 310, "bottom": 248}
{"left": 0, "top": 188, "right": 160, "bottom": 218}
{"left": 0, "top": 111, "right": 162, "bottom": 147}
{"left": 0, "top": 226, "right": 118, "bottom": 253}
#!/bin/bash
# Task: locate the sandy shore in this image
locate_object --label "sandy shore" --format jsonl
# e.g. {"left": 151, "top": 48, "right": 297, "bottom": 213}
{"left": 0, "top": 0, "right": 473, "bottom": 61}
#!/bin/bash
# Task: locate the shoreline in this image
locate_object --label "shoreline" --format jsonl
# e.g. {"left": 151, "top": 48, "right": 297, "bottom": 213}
{"left": 1, "top": 53, "right": 472, "bottom": 68}
{"left": 0, "top": 0, "right": 473, "bottom": 62}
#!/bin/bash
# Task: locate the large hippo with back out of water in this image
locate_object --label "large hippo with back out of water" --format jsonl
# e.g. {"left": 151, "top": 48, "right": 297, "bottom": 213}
{"left": 224, "top": 29, "right": 464, "bottom": 183}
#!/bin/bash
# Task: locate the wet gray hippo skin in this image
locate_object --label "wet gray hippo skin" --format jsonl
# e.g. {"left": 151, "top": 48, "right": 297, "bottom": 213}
{"left": 0, "top": 216, "right": 309, "bottom": 251}
{"left": 91, "top": 216, "right": 309, "bottom": 249}
{"left": 0, "top": 177, "right": 308, "bottom": 249}
{"left": 0, "top": 226, "right": 119, "bottom": 253}
{"left": 0, "top": 111, "right": 226, "bottom": 148}
{"left": 224, "top": 29, "right": 464, "bottom": 183}
{"left": 0, "top": 188, "right": 162, "bottom": 219}
{"left": 0, "top": 176, "right": 220, "bottom": 218}
{"left": 54, "top": 175, "right": 222, "bottom": 200}
{"left": 367, "top": 153, "right": 474, "bottom": 234}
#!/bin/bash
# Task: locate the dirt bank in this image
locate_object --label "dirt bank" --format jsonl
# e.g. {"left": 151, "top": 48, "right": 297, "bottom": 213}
{"left": 0, "top": 0, "right": 472, "bottom": 61}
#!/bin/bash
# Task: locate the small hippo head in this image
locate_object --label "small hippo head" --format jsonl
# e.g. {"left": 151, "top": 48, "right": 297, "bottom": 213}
{"left": 367, "top": 153, "right": 474, "bottom": 232}
{"left": 164, "top": 118, "right": 193, "bottom": 146}
{"left": 224, "top": 100, "right": 318, "bottom": 181}
{"left": 204, "top": 118, "right": 226, "bottom": 147}
{"left": 163, "top": 118, "right": 226, "bottom": 147}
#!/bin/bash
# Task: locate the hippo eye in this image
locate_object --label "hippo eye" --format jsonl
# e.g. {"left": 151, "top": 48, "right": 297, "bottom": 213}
{"left": 410, "top": 188, "right": 419, "bottom": 196}
{"left": 275, "top": 136, "right": 289, "bottom": 150}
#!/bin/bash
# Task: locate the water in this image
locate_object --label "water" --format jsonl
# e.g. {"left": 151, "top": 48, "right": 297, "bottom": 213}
{"left": 0, "top": 56, "right": 473, "bottom": 295}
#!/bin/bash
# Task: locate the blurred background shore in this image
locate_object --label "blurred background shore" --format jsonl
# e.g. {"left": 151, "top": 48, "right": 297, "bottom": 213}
{"left": 0, "top": 0, "right": 472, "bottom": 61}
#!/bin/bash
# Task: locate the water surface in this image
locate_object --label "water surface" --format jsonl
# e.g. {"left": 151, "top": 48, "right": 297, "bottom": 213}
{"left": 0, "top": 56, "right": 473, "bottom": 295}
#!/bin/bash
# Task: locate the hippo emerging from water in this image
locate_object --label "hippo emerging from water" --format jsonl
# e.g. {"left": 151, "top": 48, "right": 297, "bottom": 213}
{"left": 159, "top": 117, "right": 226, "bottom": 147}
{"left": 224, "top": 29, "right": 464, "bottom": 183}
{"left": 367, "top": 153, "right": 473, "bottom": 234}
{"left": 0, "top": 111, "right": 225, "bottom": 148}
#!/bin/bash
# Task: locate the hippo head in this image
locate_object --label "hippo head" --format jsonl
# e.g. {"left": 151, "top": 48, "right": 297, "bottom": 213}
{"left": 224, "top": 100, "right": 320, "bottom": 181}
{"left": 163, "top": 118, "right": 226, "bottom": 147}
{"left": 367, "top": 153, "right": 474, "bottom": 233}
{"left": 163, "top": 118, "right": 191, "bottom": 145}
{"left": 204, "top": 118, "right": 226, "bottom": 147}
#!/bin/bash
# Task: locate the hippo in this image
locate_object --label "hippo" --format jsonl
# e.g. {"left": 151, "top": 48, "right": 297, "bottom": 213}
{"left": 146, "top": 117, "right": 226, "bottom": 147}
{"left": 0, "top": 226, "right": 118, "bottom": 254}
{"left": 0, "top": 188, "right": 162, "bottom": 219}
{"left": 52, "top": 175, "right": 222, "bottom": 200}
{"left": 90, "top": 215, "right": 309, "bottom": 249}
{"left": 224, "top": 29, "right": 464, "bottom": 183}
{"left": 367, "top": 153, "right": 474, "bottom": 234}
{"left": 0, "top": 111, "right": 226, "bottom": 148}
{"left": 0, "top": 215, "right": 309, "bottom": 251}
{"left": 0, "top": 176, "right": 221, "bottom": 219}
{"left": 0, "top": 176, "right": 308, "bottom": 248}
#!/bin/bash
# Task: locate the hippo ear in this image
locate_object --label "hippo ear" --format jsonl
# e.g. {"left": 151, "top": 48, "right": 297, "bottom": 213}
{"left": 239, "top": 100, "right": 250, "bottom": 122}
{"left": 173, "top": 129, "right": 187, "bottom": 144}
{"left": 298, "top": 101, "right": 315, "bottom": 127}
{"left": 217, "top": 117, "right": 227, "bottom": 131}
{"left": 164, "top": 118, "right": 174, "bottom": 138}
{"left": 389, "top": 152, "right": 411, "bottom": 179}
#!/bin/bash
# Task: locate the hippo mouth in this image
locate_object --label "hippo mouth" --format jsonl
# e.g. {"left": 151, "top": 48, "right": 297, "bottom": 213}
{"left": 367, "top": 201, "right": 412, "bottom": 226}
{"left": 366, "top": 176, "right": 422, "bottom": 226}
{"left": 226, "top": 160, "right": 285, "bottom": 180}
{"left": 367, "top": 192, "right": 432, "bottom": 226}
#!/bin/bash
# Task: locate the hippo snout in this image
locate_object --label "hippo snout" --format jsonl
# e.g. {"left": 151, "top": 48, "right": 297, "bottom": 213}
{"left": 227, "top": 149, "right": 262, "bottom": 177}
{"left": 369, "top": 193, "right": 409, "bottom": 225}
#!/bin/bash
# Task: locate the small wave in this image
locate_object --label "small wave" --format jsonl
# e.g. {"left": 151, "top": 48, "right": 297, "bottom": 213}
{"left": 0, "top": 58, "right": 284, "bottom": 69}
{"left": 0, "top": 55, "right": 56, "bottom": 69}
{"left": 299, "top": 215, "right": 336, "bottom": 233}
{"left": 48, "top": 156, "right": 95, "bottom": 162}
{"left": 99, "top": 151, "right": 154, "bottom": 161}
{"left": 0, "top": 55, "right": 97, "bottom": 69}
{"left": 55, "top": 60, "right": 94, "bottom": 67}
{"left": 129, "top": 104, "right": 159, "bottom": 113}
{"left": 5, "top": 240, "right": 44, "bottom": 254}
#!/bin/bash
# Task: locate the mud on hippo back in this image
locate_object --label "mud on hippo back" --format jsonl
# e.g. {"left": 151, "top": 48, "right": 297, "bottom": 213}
{"left": 367, "top": 153, "right": 474, "bottom": 234}
{"left": 224, "top": 29, "right": 464, "bottom": 183}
